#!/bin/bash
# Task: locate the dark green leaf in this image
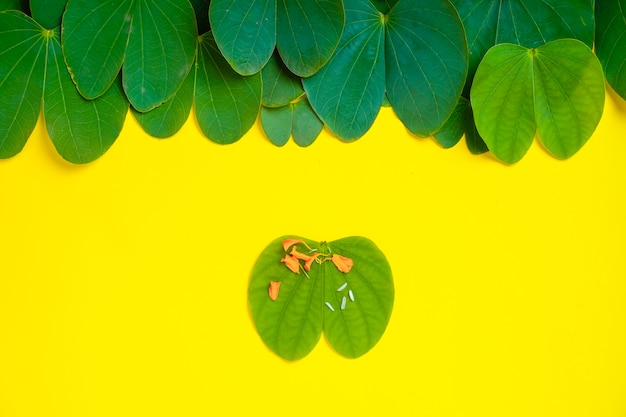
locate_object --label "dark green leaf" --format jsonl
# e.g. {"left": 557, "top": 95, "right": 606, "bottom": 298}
{"left": 433, "top": 97, "right": 468, "bottom": 149}
{"left": 30, "top": 0, "right": 66, "bottom": 29}
{"left": 209, "top": 0, "right": 275, "bottom": 75}
{"left": 195, "top": 32, "right": 262, "bottom": 144}
{"left": 303, "top": 0, "right": 385, "bottom": 141}
{"left": 0, "top": 11, "right": 46, "bottom": 158}
{"left": 132, "top": 59, "right": 195, "bottom": 138}
{"left": 0, "top": 0, "right": 22, "bottom": 10}
{"left": 63, "top": 0, "right": 197, "bottom": 111}
{"left": 471, "top": 40, "right": 605, "bottom": 163}
{"left": 261, "top": 51, "right": 304, "bottom": 108}
{"left": 44, "top": 31, "right": 128, "bottom": 164}
{"left": 464, "top": 108, "right": 488, "bottom": 155}
{"left": 261, "top": 105, "right": 292, "bottom": 146}
{"left": 249, "top": 236, "right": 394, "bottom": 360}
{"left": 385, "top": 0, "right": 468, "bottom": 136}
{"left": 371, "top": 0, "right": 397, "bottom": 14}
{"left": 123, "top": 0, "right": 197, "bottom": 112}
{"left": 276, "top": 0, "right": 344, "bottom": 77}
{"left": 188, "top": 0, "right": 210, "bottom": 34}
{"left": 595, "top": 0, "right": 626, "bottom": 99}
{"left": 62, "top": 0, "right": 134, "bottom": 99}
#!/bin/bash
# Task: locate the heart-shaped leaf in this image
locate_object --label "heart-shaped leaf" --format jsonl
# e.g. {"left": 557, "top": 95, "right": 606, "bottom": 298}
{"left": 30, "top": 0, "right": 66, "bottom": 29}
{"left": 62, "top": 0, "right": 197, "bottom": 112}
{"left": 132, "top": 60, "right": 195, "bottom": 138}
{"left": 595, "top": 0, "right": 626, "bottom": 99}
{"left": 260, "top": 98, "right": 323, "bottom": 147}
{"left": 276, "top": 0, "right": 344, "bottom": 77}
{"left": 304, "top": 0, "right": 467, "bottom": 141}
{"left": 0, "top": 10, "right": 46, "bottom": 159}
{"left": 471, "top": 39, "right": 605, "bottom": 164}
{"left": 261, "top": 51, "right": 304, "bottom": 108}
{"left": 44, "top": 30, "right": 128, "bottom": 163}
{"left": 249, "top": 236, "right": 394, "bottom": 360}
{"left": 195, "top": 32, "right": 262, "bottom": 144}
{"left": 210, "top": 0, "right": 343, "bottom": 77}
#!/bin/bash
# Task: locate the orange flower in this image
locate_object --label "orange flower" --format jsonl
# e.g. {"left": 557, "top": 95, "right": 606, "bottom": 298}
{"left": 331, "top": 254, "right": 353, "bottom": 273}
{"left": 290, "top": 246, "right": 312, "bottom": 261}
{"left": 282, "top": 238, "right": 303, "bottom": 251}
{"left": 268, "top": 281, "right": 281, "bottom": 301}
{"left": 280, "top": 254, "right": 300, "bottom": 274}
{"left": 304, "top": 253, "right": 320, "bottom": 271}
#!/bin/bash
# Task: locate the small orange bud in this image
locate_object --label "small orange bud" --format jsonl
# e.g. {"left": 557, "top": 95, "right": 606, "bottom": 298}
{"left": 280, "top": 254, "right": 300, "bottom": 274}
{"left": 282, "top": 238, "right": 303, "bottom": 251}
{"left": 268, "top": 281, "right": 281, "bottom": 301}
{"left": 331, "top": 254, "right": 353, "bottom": 273}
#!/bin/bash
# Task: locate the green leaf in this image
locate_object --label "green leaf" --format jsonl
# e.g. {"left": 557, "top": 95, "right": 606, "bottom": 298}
{"left": 385, "top": 0, "right": 467, "bottom": 136}
{"left": 471, "top": 40, "right": 605, "bottom": 163}
{"left": 433, "top": 97, "right": 468, "bottom": 149}
{"left": 260, "top": 98, "right": 323, "bottom": 147}
{"left": 44, "top": 31, "right": 128, "bottom": 164}
{"left": 595, "top": 0, "right": 626, "bottom": 99}
{"left": 195, "top": 32, "right": 262, "bottom": 144}
{"left": 249, "top": 236, "right": 394, "bottom": 360}
{"left": 464, "top": 108, "right": 488, "bottom": 155}
{"left": 132, "top": 59, "right": 195, "bottom": 138}
{"left": 0, "top": 10, "right": 46, "bottom": 159}
{"left": 303, "top": 0, "right": 385, "bottom": 141}
{"left": 30, "top": 0, "right": 66, "bottom": 29}
{"left": 371, "top": 0, "right": 397, "bottom": 14}
{"left": 261, "top": 105, "right": 292, "bottom": 146}
{"left": 261, "top": 51, "right": 304, "bottom": 108}
{"left": 291, "top": 98, "right": 323, "bottom": 147}
{"left": 209, "top": 0, "right": 276, "bottom": 76}
{"left": 276, "top": 0, "right": 344, "bottom": 77}
{"left": 63, "top": 0, "right": 197, "bottom": 111}
{"left": 452, "top": 0, "right": 595, "bottom": 90}
{"left": 0, "top": 0, "right": 22, "bottom": 10}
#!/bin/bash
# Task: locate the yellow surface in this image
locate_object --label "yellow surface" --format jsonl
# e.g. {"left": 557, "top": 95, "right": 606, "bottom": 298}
{"left": 1, "top": 92, "right": 625, "bottom": 417}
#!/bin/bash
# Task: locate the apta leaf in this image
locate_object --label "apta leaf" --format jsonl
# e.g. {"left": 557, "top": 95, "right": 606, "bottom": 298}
{"left": 261, "top": 51, "right": 304, "bottom": 108}
{"left": 471, "top": 39, "right": 605, "bottom": 164}
{"left": 260, "top": 98, "right": 322, "bottom": 147}
{"left": 595, "top": 0, "right": 626, "bottom": 99}
{"left": 249, "top": 236, "right": 394, "bottom": 360}
{"left": 62, "top": 0, "right": 197, "bottom": 112}
{"left": 0, "top": 10, "right": 46, "bottom": 158}
{"left": 44, "top": 32, "right": 128, "bottom": 164}
{"left": 195, "top": 32, "right": 262, "bottom": 144}
{"left": 30, "top": 0, "right": 66, "bottom": 29}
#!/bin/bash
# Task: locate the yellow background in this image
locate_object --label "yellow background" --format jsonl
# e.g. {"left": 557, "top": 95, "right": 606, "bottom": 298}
{"left": 1, "top": 91, "right": 625, "bottom": 417}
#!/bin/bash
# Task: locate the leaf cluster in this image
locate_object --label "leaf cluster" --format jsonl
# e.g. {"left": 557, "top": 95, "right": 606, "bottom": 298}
{"left": 1, "top": 0, "right": 624, "bottom": 164}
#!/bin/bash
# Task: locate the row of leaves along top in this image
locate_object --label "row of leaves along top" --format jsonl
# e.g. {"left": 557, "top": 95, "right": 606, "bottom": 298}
{"left": 0, "top": 0, "right": 624, "bottom": 164}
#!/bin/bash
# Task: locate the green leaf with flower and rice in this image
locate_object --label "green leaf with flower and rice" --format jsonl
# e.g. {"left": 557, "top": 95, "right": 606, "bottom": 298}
{"left": 249, "top": 236, "right": 394, "bottom": 360}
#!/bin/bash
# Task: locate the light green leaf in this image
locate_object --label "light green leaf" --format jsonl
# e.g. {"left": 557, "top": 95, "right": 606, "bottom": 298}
{"left": 322, "top": 237, "right": 394, "bottom": 359}
{"left": 471, "top": 40, "right": 605, "bottom": 163}
{"left": 276, "top": 0, "right": 344, "bottom": 77}
{"left": 452, "top": 0, "right": 595, "bottom": 89}
{"left": 132, "top": 60, "right": 195, "bottom": 138}
{"left": 0, "top": 10, "right": 46, "bottom": 159}
{"left": 63, "top": 0, "right": 197, "bottom": 111}
{"left": 291, "top": 98, "right": 323, "bottom": 147}
{"left": 44, "top": 31, "right": 128, "bottom": 164}
{"left": 385, "top": 0, "right": 467, "bottom": 136}
{"left": 195, "top": 32, "right": 262, "bottom": 144}
{"left": 30, "top": 0, "right": 66, "bottom": 29}
{"left": 595, "top": 0, "right": 626, "bottom": 99}
{"left": 261, "top": 51, "right": 304, "bottom": 108}
{"left": 260, "top": 98, "right": 322, "bottom": 147}
{"left": 249, "top": 236, "right": 393, "bottom": 360}
{"left": 209, "top": 0, "right": 275, "bottom": 76}
{"left": 303, "top": 0, "right": 385, "bottom": 141}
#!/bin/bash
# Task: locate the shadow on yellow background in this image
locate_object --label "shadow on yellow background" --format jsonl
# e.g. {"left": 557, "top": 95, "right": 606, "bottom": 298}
{"left": 1, "top": 94, "right": 625, "bottom": 416}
